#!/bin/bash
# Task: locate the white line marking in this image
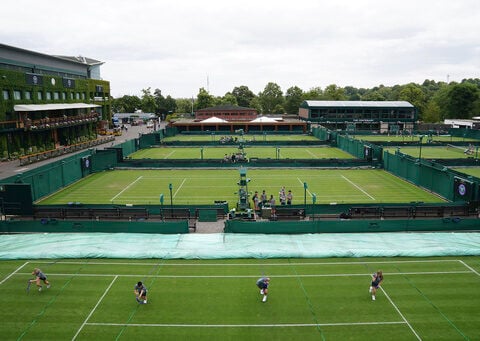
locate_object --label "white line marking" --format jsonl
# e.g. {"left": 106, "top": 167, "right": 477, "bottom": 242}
{"left": 297, "top": 178, "right": 312, "bottom": 196}
{"left": 381, "top": 287, "right": 422, "bottom": 340}
{"left": 458, "top": 260, "right": 480, "bottom": 277}
{"left": 71, "top": 276, "right": 118, "bottom": 341}
{"left": 17, "top": 271, "right": 471, "bottom": 279}
{"left": 306, "top": 149, "right": 318, "bottom": 159}
{"left": 0, "top": 261, "right": 29, "bottom": 285}
{"left": 341, "top": 175, "right": 375, "bottom": 200}
{"left": 173, "top": 178, "right": 187, "bottom": 198}
{"left": 110, "top": 176, "right": 143, "bottom": 202}
{"left": 86, "top": 321, "right": 406, "bottom": 328}
{"left": 30, "top": 259, "right": 463, "bottom": 267}
{"left": 164, "top": 151, "right": 175, "bottom": 159}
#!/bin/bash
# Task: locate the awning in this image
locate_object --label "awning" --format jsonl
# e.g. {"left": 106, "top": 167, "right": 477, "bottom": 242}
{"left": 14, "top": 103, "right": 101, "bottom": 112}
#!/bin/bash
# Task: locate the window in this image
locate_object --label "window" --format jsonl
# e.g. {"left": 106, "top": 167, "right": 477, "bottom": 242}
{"left": 46, "top": 92, "right": 52, "bottom": 100}
{"left": 70, "top": 92, "right": 74, "bottom": 100}
{"left": 81, "top": 92, "right": 86, "bottom": 100}
{"left": 14, "top": 90, "right": 21, "bottom": 100}
{"left": 54, "top": 92, "right": 60, "bottom": 100}
{"left": 2, "top": 90, "right": 9, "bottom": 100}
{"left": 76, "top": 92, "right": 80, "bottom": 100}
{"left": 38, "top": 91, "right": 43, "bottom": 100}
{"left": 62, "top": 92, "right": 67, "bottom": 100}
{"left": 25, "top": 91, "right": 32, "bottom": 100}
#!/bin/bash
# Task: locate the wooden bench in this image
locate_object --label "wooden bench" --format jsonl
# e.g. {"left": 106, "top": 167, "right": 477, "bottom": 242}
{"left": 271, "top": 207, "right": 306, "bottom": 220}
{"left": 160, "top": 208, "right": 191, "bottom": 220}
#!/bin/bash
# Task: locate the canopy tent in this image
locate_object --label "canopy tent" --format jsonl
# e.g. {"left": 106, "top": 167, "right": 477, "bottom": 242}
{"left": 201, "top": 116, "right": 228, "bottom": 123}
{"left": 250, "top": 116, "right": 280, "bottom": 123}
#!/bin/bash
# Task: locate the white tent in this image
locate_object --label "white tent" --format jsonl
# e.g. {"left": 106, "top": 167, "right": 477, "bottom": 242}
{"left": 250, "top": 116, "right": 279, "bottom": 123}
{"left": 201, "top": 116, "right": 228, "bottom": 123}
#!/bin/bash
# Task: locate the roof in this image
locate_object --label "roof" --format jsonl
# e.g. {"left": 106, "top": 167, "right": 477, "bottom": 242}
{"left": 303, "top": 100, "right": 414, "bottom": 108}
{"left": 54, "top": 55, "right": 104, "bottom": 66}
{"left": 196, "top": 105, "right": 255, "bottom": 112}
{"left": 200, "top": 116, "right": 228, "bottom": 123}
{"left": 0, "top": 43, "right": 103, "bottom": 66}
{"left": 14, "top": 103, "right": 100, "bottom": 112}
{"left": 250, "top": 116, "right": 279, "bottom": 123}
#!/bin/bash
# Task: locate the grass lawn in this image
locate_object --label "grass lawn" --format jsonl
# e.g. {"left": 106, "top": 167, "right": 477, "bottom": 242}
{"left": 129, "top": 146, "right": 354, "bottom": 160}
{"left": 37, "top": 169, "right": 445, "bottom": 206}
{"left": 452, "top": 167, "right": 480, "bottom": 178}
{"left": 384, "top": 146, "right": 479, "bottom": 159}
{"left": 161, "top": 134, "right": 320, "bottom": 142}
{"left": 1, "top": 257, "right": 479, "bottom": 340}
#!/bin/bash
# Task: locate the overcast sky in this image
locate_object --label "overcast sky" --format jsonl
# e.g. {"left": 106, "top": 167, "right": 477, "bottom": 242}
{"left": 1, "top": 0, "right": 479, "bottom": 98}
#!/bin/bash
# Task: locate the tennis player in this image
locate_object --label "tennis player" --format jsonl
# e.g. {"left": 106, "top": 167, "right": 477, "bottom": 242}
{"left": 29, "top": 268, "right": 51, "bottom": 292}
{"left": 256, "top": 277, "right": 270, "bottom": 302}
{"left": 134, "top": 281, "right": 148, "bottom": 304}
{"left": 369, "top": 270, "right": 383, "bottom": 301}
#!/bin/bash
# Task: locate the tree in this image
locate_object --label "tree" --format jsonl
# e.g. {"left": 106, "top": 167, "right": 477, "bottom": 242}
{"left": 140, "top": 87, "right": 156, "bottom": 113}
{"left": 361, "top": 91, "right": 386, "bottom": 101}
{"left": 258, "top": 82, "right": 284, "bottom": 114}
{"left": 196, "top": 87, "right": 215, "bottom": 110}
{"left": 215, "top": 93, "right": 238, "bottom": 106}
{"left": 176, "top": 98, "right": 194, "bottom": 114}
{"left": 232, "top": 85, "right": 255, "bottom": 107}
{"left": 422, "top": 101, "right": 442, "bottom": 123}
{"left": 112, "top": 95, "right": 141, "bottom": 113}
{"left": 284, "top": 86, "right": 304, "bottom": 115}
{"left": 323, "top": 84, "right": 346, "bottom": 100}
{"left": 302, "top": 87, "right": 323, "bottom": 101}
{"left": 399, "top": 83, "right": 426, "bottom": 119}
{"left": 445, "top": 83, "right": 479, "bottom": 119}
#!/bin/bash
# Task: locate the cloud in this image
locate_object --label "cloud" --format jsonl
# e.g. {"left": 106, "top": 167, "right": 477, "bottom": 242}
{"left": 1, "top": 0, "right": 479, "bottom": 97}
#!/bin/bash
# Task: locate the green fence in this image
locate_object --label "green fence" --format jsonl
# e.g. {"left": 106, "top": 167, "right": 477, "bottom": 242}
{"left": 0, "top": 220, "right": 189, "bottom": 234}
{"left": 383, "top": 151, "right": 480, "bottom": 202}
{"left": 336, "top": 134, "right": 383, "bottom": 162}
{"left": 224, "top": 217, "right": 479, "bottom": 234}
{"left": 449, "top": 128, "right": 480, "bottom": 140}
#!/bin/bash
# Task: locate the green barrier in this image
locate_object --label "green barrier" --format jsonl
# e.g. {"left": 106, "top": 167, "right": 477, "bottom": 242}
{"left": 224, "top": 218, "right": 480, "bottom": 234}
{"left": 0, "top": 219, "right": 189, "bottom": 234}
{"left": 197, "top": 210, "right": 218, "bottom": 222}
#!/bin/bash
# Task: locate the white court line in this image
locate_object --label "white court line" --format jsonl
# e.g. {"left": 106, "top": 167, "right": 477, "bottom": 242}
{"left": 164, "top": 151, "right": 175, "bottom": 159}
{"left": 173, "top": 178, "right": 187, "bottom": 198}
{"left": 457, "top": 260, "right": 480, "bottom": 277}
{"left": 86, "top": 321, "right": 406, "bottom": 328}
{"left": 0, "top": 261, "right": 29, "bottom": 285}
{"left": 306, "top": 149, "right": 318, "bottom": 159}
{"left": 17, "top": 270, "right": 471, "bottom": 279}
{"left": 341, "top": 175, "right": 375, "bottom": 200}
{"left": 110, "top": 176, "right": 143, "bottom": 202}
{"left": 381, "top": 287, "right": 422, "bottom": 340}
{"left": 297, "top": 178, "right": 312, "bottom": 196}
{"left": 31, "top": 259, "right": 463, "bottom": 267}
{"left": 71, "top": 275, "right": 118, "bottom": 341}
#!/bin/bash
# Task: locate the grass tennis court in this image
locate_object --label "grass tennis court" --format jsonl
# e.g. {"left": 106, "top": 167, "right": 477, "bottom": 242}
{"left": 1, "top": 257, "right": 479, "bottom": 340}
{"left": 161, "top": 134, "right": 320, "bottom": 142}
{"left": 129, "top": 146, "right": 354, "bottom": 160}
{"left": 452, "top": 167, "right": 480, "bottom": 178}
{"left": 384, "top": 146, "right": 479, "bottom": 159}
{"left": 37, "top": 169, "right": 445, "bottom": 206}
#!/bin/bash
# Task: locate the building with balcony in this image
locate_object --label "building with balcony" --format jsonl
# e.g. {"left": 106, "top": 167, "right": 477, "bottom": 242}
{"left": 299, "top": 100, "right": 417, "bottom": 133}
{"left": 0, "top": 44, "right": 111, "bottom": 160}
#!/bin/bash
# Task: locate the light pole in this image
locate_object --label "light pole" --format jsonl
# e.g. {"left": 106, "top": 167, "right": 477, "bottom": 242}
{"left": 303, "top": 182, "right": 308, "bottom": 212}
{"left": 159, "top": 193, "right": 164, "bottom": 220}
{"left": 169, "top": 183, "right": 173, "bottom": 216}
{"left": 418, "top": 135, "right": 425, "bottom": 161}
{"left": 312, "top": 193, "right": 317, "bottom": 221}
